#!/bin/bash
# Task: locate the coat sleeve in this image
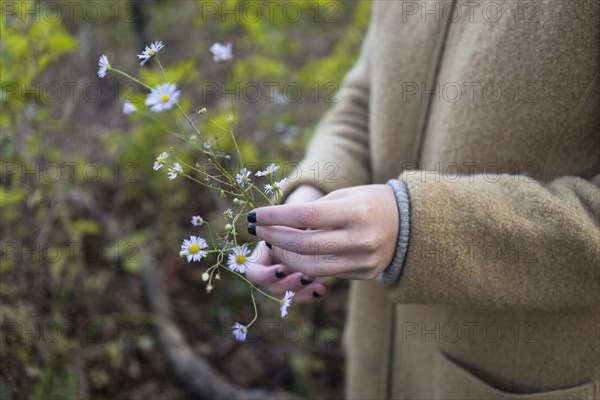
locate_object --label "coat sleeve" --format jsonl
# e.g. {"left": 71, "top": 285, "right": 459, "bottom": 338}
{"left": 390, "top": 172, "right": 600, "bottom": 310}
{"left": 282, "top": 27, "right": 373, "bottom": 197}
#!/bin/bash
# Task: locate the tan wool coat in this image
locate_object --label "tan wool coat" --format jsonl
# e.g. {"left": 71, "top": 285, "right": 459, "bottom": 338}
{"left": 284, "top": 1, "right": 600, "bottom": 399}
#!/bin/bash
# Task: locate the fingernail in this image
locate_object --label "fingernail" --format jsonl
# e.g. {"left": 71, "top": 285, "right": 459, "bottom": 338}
{"left": 275, "top": 270, "right": 286, "bottom": 279}
{"left": 300, "top": 278, "right": 313, "bottom": 285}
{"left": 247, "top": 212, "right": 256, "bottom": 223}
{"left": 265, "top": 242, "right": 272, "bottom": 250}
{"left": 247, "top": 223, "right": 256, "bottom": 236}
{"left": 312, "top": 291, "right": 321, "bottom": 298}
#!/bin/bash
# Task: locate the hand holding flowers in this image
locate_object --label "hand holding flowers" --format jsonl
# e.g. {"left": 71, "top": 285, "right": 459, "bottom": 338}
{"left": 248, "top": 185, "right": 399, "bottom": 281}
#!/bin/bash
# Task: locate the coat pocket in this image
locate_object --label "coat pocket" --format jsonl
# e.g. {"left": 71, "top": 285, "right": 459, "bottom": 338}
{"left": 433, "top": 351, "right": 596, "bottom": 400}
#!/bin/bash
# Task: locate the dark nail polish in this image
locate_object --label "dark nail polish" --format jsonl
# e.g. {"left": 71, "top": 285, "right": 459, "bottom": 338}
{"left": 247, "top": 223, "right": 256, "bottom": 236}
{"left": 247, "top": 212, "right": 256, "bottom": 223}
{"left": 312, "top": 291, "right": 321, "bottom": 298}
{"left": 265, "top": 242, "right": 272, "bottom": 250}
{"left": 300, "top": 278, "right": 313, "bottom": 285}
{"left": 275, "top": 270, "right": 286, "bottom": 279}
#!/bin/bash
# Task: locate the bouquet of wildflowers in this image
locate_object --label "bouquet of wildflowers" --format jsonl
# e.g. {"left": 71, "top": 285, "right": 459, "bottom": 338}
{"left": 98, "top": 41, "right": 293, "bottom": 342}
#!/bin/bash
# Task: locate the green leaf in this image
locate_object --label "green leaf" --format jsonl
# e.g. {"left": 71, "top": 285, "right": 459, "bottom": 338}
{"left": 238, "top": 139, "right": 259, "bottom": 164}
{"left": 105, "top": 342, "right": 122, "bottom": 368}
{"left": 47, "top": 31, "right": 78, "bottom": 54}
{"left": 0, "top": 187, "right": 26, "bottom": 207}
{"left": 233, "top": 55, "right": 286, "bottom": 82}
{"left": 71, "top": 219, "right": 102, "bottom": 237}
{"left": 140, "top": 59, "right": 198, "bottom": 87}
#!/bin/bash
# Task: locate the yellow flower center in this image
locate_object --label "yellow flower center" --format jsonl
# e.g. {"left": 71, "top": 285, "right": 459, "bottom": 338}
{"left": 189, "top": 244, "right": 200, "bottom": 254}
{"left": 157, "top": 157, "right": 164, "bottom": 164}
{"left": 149, "top": 49, "right": 156, "bottom": 56}
{"left": 160, "top": 94, "right": 170, "bottom": 103}
{"left": 236, "top": 254, "right": 246, "bottom": 264}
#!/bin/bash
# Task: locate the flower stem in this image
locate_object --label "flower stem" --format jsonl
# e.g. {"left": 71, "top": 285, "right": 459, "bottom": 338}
{"left": 155, "top": 57, "right": 169, "bottom": 81}
{"left": 110, "top": 68, "right": 152, "bottom": 90}
{"left": 247, "top": 288, "right": 258, "bottom": 327}
{"left": 225, "top": 268, "right": 281, "bottom": 303}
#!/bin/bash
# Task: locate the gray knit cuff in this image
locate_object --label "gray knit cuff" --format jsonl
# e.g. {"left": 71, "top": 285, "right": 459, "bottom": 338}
{"left": 376, "top": 179, "right": 411, "bottom": 285}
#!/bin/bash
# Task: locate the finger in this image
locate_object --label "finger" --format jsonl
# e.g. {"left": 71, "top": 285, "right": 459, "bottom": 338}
{"left": 248, "top": 241, "right": 272, "bottom": 266}
{"left": 249, "top": 201, "right": 348, "bottom": 229}
{"left": 244, "top": 242, "right": 303, "bottom": 283}
{"left": 266, "top": 273, "right": 327, "bottom": 296}
{"left": 255, "top": 226, "right": 353, "bottom": 255}
{"left": 270, "top": 246, "right": 357, "bottom": 277}
{"left": 246, "top": 263, "right": 290, "bottom": 285}
{"left": 265, "top": 272, "right": 310, "bottom": 295}
{"left": 292, "top": 283, "right": 328, "bottom": 303}
{"left": 262, "top": 257, "right": 315, "bottom": 285}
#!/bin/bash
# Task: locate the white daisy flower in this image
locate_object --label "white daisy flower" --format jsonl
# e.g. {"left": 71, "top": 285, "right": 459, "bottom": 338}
{"left": 191, "top": 215, "right": 204, "bottom": 227}
{"left": 232, "top": 322, "right": 247, "bottom": 341}
{"left": 227, "top": 245, "right": 251, "bottom": 273}
{"left": 123, "top": 102, "right": 136, "bottom": 115}
{"left": 264, "top": 178, "right": 288, "bottom": 195}
{"left": 145, "top": 83, "right": 180, "bottom": 113}
{"left": 97, "top": 55, "right": 110, "bottom": 78}
{"left": 255, "top": 163, "right": 280, "bottom": 177}
{"left": 153, "top": 152, "right": 169, "bottom": 171}
{"left": 210, "top": 42, "right": 233, "bottom": 63}
{"left": 223, "top": 208, "right": 233, "bottom": 220}
{"left": 167, "top": 162, "right": 183, "bottom": 180}
{"left": 280, "top": 290, "right": 295, "bottom": 318}
{"left": 180, "top": 235, "right": 208, "bottom": 262}
{"left": 235, "top": 168, "right": 252, "bottom": 188}
{"left": 138, "top": 41, "right": 165, "bottom": 66}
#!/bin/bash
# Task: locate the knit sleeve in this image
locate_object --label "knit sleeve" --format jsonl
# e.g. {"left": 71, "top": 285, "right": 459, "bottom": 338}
{"left": 376, "top": 179, "right": 412, "bottom": 284}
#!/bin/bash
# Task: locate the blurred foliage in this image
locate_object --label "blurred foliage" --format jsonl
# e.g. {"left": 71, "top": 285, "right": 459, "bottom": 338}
{"left": 1, "top": 0, "right": 370, "bottom": 398}
{"left": 0, "top": 2, "right": 77, "bottom": 120}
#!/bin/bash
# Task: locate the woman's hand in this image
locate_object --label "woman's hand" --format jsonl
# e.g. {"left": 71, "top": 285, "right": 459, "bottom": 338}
{"left": 245, "top": 185, "right": 329, "bottom": 303}
{"left": 248, "top": 184, "right": 399, "bottom": 281}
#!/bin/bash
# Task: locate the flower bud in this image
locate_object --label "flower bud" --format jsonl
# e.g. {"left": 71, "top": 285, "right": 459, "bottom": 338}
{"left": 206, "top": 284, "right": 214, "bottom": 293}
{"left": 225, "top": 224, "right": 233, "bottom": 232}
{"left": 202, "top": 272, "right": 210, "bottom": 282}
